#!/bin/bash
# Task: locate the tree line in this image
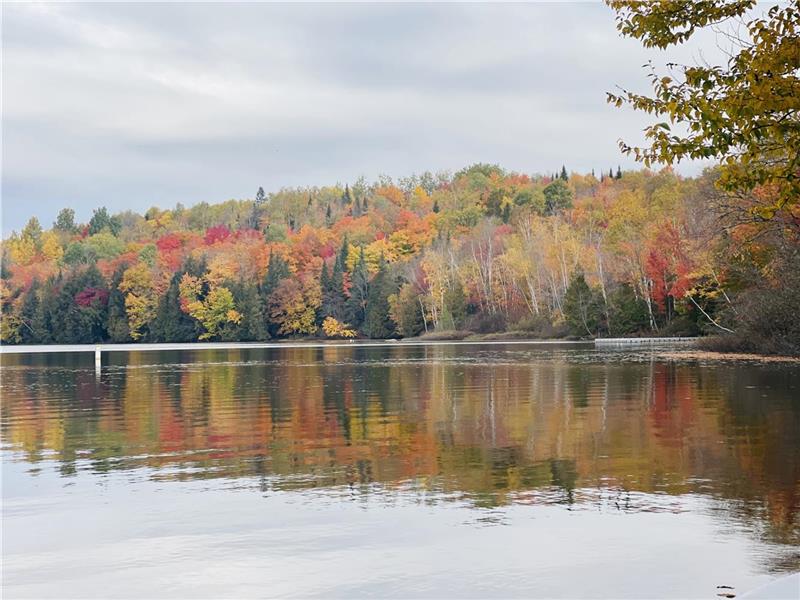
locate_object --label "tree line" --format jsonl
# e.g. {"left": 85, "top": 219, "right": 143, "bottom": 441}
{"left": 1, "top": 163, "right": 797, "bottom": 353}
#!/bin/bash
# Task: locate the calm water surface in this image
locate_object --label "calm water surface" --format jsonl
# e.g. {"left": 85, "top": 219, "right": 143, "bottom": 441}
{"left": 2, "top": 344, "right": 799, "bottom": 598}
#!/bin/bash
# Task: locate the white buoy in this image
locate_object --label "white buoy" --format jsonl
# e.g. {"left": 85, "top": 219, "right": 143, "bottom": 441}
{"left": 95, "top": 345, "right": 101, "bottom": 377}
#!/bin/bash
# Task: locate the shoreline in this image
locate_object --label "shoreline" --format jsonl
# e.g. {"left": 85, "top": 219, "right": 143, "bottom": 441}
{"left": 0, "top": 338, "right": 593, "bottom": 355}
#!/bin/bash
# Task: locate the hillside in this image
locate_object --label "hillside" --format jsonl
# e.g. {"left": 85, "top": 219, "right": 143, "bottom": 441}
{"left": 1, "top": 164, "right": 798, "bottom": 353}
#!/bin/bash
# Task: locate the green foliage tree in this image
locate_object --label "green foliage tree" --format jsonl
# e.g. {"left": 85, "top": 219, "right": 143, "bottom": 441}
{"left": 88, "top": 207, "right": 122, "bottom": 236}
{"left": 54, "top": 208, "right": 77, "bottom": 233}
{"left": 543, "top": 180, "right": 574, "bottom": 215}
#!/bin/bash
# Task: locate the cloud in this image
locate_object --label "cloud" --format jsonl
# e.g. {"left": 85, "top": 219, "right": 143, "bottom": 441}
{"left": 1, "top": 2, "right": 722, "bottom": 232}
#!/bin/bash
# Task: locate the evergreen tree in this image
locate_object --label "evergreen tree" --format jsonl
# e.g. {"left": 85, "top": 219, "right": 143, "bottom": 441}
{"left": 444, "top": 282, "right": 467, "bottom": 330}
{"left": 55, "top": 265, "right": 109, "bottom": 343}
{"left": 225, "top": 281, "right": 268, "bottom": 341}
{"left": 255, "top": 186, "right": 266, "bottom": 205}
{"left": 615, "top": 166, "right": 623, "bottom": 179}
{"left": 364, "top": 257, "right": 396, "bottom": 338}
{"left": 433, "top": 199, "right": 440, "bottom": 213}
{"left": 325, "top": 203, "right": 332, "bottom": 225}
{"left": 501, "top": 202, "right": 511, "bottom": 224}
{"left": 150, "top": 271, "right": 199, "bottom": 342}
{"left": 88, "top": 207, "right": 121, "bottom": 236}
{"left": 54, "top": 208, "right": 77, "bottom": 233}
{"left": 18, "top": 279, "right": 41, "bottom": 344}
{"left": 543, "top": 180, "right": 574, "bottom": 215}
{"left": 608, "top": 284, "right": 649, "bottom": 335}
{"left": 107, "top": 268, "right": 132, "bottom": 342}
{"left": 262, "top": 252, "right": 290, "bottom": 298}
{"left": 563, "top": 270, "right": 603, "bottom": 337}
{"left": 560, "top": 165, "right": 568, "bottom": 180}
{"left": 341, "top": 184, "right": 353, "bottom": 206}
{"left": 347, "top": 246, "right": 369, "bottom": 329}
{"left": 262, "top": 252, "right": 291, "bottom": 336}
{"left": 33, "top": 275, "right": 60, "bottom": 344}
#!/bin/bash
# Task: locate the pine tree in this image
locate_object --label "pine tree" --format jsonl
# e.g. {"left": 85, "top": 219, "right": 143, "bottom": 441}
{"left": 433, "top": 199, "right": 440, "bottom": 213}
{"left": 560, "top": 165, "right": 568, "bottom": 180}
{"left": 615, "top": 166, "right": 623, "bottom": 179}
{"left": 255, "top": 186, "right": 266, "bottom": 205}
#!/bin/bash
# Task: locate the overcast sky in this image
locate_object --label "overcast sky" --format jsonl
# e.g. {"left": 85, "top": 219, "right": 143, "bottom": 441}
{"left": 1, "top": 2, "right": 723, "bottom": 233}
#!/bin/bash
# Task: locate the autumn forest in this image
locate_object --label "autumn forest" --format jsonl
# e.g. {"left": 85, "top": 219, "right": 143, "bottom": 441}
{"left": 1, "top": 163, "right": 797, "bottom": 353}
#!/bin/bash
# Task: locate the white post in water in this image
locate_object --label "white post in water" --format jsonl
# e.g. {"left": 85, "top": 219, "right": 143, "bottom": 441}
{"left": 95, "top": 345, "right": 101, "bottom": 378}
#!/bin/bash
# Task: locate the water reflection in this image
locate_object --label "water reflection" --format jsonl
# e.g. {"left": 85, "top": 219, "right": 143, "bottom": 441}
{"left": 2, "top": 345, "right": 799, "bottom": 574}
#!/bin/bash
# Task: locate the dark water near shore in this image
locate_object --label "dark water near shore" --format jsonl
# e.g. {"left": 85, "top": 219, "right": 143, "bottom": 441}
{"left": 2, "top": 344, "right": 799, "bottom": 598}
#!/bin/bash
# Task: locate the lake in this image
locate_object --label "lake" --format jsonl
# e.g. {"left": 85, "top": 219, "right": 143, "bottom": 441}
{"left": 2, "top": 343, "right": 798, "bottom": 598}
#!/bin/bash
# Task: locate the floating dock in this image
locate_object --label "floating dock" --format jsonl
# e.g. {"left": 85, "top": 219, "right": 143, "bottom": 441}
{"left": 594, "top": 337, "right": 698, "bottom": 347}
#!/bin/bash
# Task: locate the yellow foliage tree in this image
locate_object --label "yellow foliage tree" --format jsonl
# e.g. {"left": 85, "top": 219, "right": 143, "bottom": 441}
{"left": 179, "top": 274, "right": 241, "bottom": 340}
{"left": 322, "top": 317, "right": 356, "bottom": 339}
{"left": 119, "top": 263, "right": 158, "bottom": 340}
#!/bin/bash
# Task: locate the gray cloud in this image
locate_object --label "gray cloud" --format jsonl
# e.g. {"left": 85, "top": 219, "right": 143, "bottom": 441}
{"left": 2, "top": 2, "right": 723, "bottom": 233}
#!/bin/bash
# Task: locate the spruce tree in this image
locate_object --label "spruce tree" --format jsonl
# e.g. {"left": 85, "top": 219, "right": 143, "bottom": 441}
{"left": 227, "top": 281, "right": 268, "bottom": 341}
{"left": 107, "top": 268, "right": 132, "bottom": 342}
{"left": 364, "top": 257, "right": 396, "bottom": 338}
{"left": 341, "top": 185, "right": 353, "bottom": 206}
{"left": 444, "top": 282, "right": 466, "bottom": 330}
{"left": 563, "top": 271, "right": 603, "bottom": 337}
{"left": 150, "top": 271, "right": 199, "bottom": 342}
{"left": 560, "top": 165, "right": 568, "bottom": 180}
{"left": 18, "top": 279, "right": 41, "bottom": 344}
{"left": 347, "top": 246, "right": 369, "bottom": 329}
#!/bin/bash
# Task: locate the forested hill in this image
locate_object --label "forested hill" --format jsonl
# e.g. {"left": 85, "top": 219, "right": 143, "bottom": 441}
{"left": 1, "top": 164, "right": 798, "bottom": 353}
